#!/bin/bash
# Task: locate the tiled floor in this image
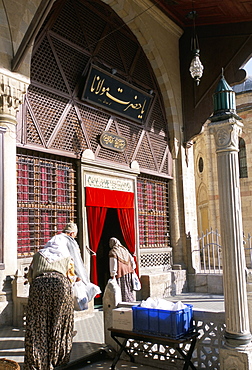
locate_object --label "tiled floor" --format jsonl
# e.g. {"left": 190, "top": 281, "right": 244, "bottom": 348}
{"left": 0, "top": 310, "right": 105, "bottom": 368}
{"left": 0, "top": 310, "right": 156, "bottom": 369}
{"left": 0, "top": 294, "right": 225, "bottom": 369}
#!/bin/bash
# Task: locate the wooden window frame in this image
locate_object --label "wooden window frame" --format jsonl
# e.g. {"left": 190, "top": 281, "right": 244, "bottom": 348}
{"left": 17, "top": 150, "right": 77, "bottom": 257}
{"left": 137, "top": 174, "right": 170, "bottom": 250}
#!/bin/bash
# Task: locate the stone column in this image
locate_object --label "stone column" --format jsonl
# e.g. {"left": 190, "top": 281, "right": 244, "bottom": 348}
{"left": 209, "top": 116, "right": 252, "bottom": 369}
{"left": 210, "top": 118, "right": 251, "bottom": 344}
{"left": 0, "top": 68, "right": 28, "bottom": 324}
{"left": 208, "top": 73, "right": 252, "bottom": 368}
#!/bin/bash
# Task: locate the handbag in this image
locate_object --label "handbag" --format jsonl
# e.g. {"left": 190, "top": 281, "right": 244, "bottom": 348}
{"left": 132, "top": 271, "right": 141, "bottom": 291}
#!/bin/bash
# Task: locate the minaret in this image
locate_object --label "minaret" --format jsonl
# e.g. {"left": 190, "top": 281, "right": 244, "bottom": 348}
{"left": 208, "top": 71, "right": 252, "bottom": 368}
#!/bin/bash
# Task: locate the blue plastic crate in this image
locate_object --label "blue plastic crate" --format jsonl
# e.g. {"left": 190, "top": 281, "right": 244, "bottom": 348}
{"left": 132, "top": 304, "right": 193, "bottom": 339}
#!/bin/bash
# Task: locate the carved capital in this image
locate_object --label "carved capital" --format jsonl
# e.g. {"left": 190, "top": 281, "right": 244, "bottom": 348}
{"left": 0, "top": 69, "right": 29, "bottom": 119}
{"left": 208, "top": 118, "right": 243, "bottom": 152}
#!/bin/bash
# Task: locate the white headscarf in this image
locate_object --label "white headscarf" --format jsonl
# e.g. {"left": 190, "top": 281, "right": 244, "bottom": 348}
{"left": 39, "top": 234, "right": 71, "bottom": 263}
{"left": 63, "top": 221, "right": 78, "bottom": 234}
{"left": 64, "top": 234, "right": 89, "bottom": 284}
{"left": 109, "top": 237, "right": 131, "bottom": 264}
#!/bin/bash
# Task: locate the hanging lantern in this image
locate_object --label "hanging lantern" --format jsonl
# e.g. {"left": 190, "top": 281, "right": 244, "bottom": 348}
{"left": 189, "top": 49, "right": 204, "bottom": 86}
{"left": 187, "top": 10, "right": 204, "bottom": 86}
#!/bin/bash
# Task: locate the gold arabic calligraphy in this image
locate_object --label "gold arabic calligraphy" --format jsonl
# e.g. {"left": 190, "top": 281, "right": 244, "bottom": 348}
{"left": 90, "top": 75, "right": 146, "bottom": 119}
{"left": 102, "top": 133, "right": 126, "bottom": 150}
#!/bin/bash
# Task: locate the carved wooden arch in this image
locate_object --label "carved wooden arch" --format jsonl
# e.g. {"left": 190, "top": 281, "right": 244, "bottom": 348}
{"left": 103, "top": 0, "right": 184, "bottom": 151}
{"left": 17, "top": 0, "right": 173, "bottom": 178}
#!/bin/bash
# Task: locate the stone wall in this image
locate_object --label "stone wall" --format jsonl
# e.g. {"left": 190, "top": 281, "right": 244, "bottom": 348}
{"left": 193, "top": 91, "right": 252, "bottom": 238}
{"left": 140, "top": 270, "right": 187, "bottom": 300}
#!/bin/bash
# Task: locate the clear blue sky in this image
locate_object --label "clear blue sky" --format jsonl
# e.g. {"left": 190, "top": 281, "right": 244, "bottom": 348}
{"left": 244, "top": 58, "right": 252, "bottom": 77}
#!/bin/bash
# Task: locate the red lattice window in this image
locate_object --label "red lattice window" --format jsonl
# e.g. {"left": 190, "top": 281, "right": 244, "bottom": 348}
{"left": 17, "top": 150, "right": 77, "bottom": 257}
{"left": 137, "top": 175, "right": 170, "bottom": 249}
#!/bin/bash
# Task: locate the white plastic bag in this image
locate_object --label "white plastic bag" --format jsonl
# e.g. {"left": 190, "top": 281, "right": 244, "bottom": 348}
{"left": 132, "top": 271, "right": 141, "bottom": 291}
{"left": 85, "top": 282, "right": 101, "bottom": 302}
{"left": 73, "top": 280, "right": 88, "bottom": 311}
{"left": 172, "top": 301, "right": 186, "bottom": 311}
{"left": 73, "top": 280, "right": 101, "bottom": 311}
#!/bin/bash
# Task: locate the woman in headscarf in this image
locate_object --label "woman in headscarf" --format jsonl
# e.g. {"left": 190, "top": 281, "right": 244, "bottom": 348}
{"left": 24, "top": 231, "right": 75, "bottom": 370}
{"left": 109, "top": 237, "right": 136, "bottom": 302}
{"left": 39, "top": 222, "right": 100, "bottom": 297}
{"left": 24, "top": 222, "right": 101, "bottom": 369}
{"left": 61, "top": 222, "right": 101, "bottom": 301}
{"left": 62, "top": 222, "right": 90, "bottom": 284}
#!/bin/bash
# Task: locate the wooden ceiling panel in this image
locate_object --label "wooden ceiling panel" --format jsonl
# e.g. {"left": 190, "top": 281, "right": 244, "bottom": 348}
{"left": 154, "top": 0, "right": 252, "bottom": 27}
{"left": 242, "top": 1, "right": 252, "bottom": 13}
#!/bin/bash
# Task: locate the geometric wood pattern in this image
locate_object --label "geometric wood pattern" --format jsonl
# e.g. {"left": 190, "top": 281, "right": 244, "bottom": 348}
{"left": 123, "top": 311, "right": 225, "bottom": 369}
{"left": 16, "top": 0, "right": 172, "bottom": 178}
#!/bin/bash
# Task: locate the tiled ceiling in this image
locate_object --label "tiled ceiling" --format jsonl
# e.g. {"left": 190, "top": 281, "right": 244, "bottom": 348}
{"left": 153, "top": 0, "right": 252, "bottom": 27}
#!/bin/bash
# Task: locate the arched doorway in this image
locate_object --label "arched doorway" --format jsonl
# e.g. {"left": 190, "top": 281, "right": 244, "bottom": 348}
{"left": 16, "top": 0, "right": 172, "bottom": 311}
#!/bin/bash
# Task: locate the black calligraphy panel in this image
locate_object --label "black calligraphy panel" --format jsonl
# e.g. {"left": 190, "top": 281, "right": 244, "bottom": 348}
{"left": 82, "top": 66, "right": 153, "bottom": 124}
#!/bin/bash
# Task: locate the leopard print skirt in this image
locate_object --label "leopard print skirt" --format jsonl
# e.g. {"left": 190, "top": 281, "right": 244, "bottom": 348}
{"left": 24, "top": 272, "right": 74, "bottom": 370}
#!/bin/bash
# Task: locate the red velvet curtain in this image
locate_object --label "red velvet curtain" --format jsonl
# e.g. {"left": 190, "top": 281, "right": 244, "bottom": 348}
{"left": 85, "top": 187, "right": 134, "bottom": 208}
{"left": 85, "top": 187, "right": 137, "bottom": 283}
{"left": 117, "top": 208, "right": 138, "bottom": 274}
{"left": 86, "top": 206, "right": 107, "bottom": 285}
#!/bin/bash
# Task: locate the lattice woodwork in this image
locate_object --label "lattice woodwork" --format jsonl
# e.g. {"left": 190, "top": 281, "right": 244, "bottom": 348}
{"left": 74, "top": 0, "right": 108, "bottom": 52}
{"left": 31, "top": 36, "right": 68, "bottom": 93}
{"left": 97, "top": 30, "right": 126, "bottom": 73}
{"left": 148, "top": 133, "right": 169, "bottom": 172}
{"left": 27, "top": 86, "right": 68, "bottom": 144}
{"left": 16, "top": 0, "right": 172, "bottom": 178}
{"left": 120, "top": 311, "right": 226, "bottom": 369}
{"left": 51, "top": 0, "right": 88, "bottom": 50}
{"left": 148, "top": 97, "right": 168, "bottom": 136}
{"left": 16, "top": 150, "right": 77, "bottom": 257}
{"left": 116, "top": 118, "right": 143, "bottom": 160}
{"left": 25, "top": 108, "right": 43, "bottom": 146}
{"left": 137, "top": 174, "right": 170, "bottom": 251}
{"left": 131, "top": 49, "right": 154, "bottom": 90}
{"left": 161, "top": 151, "right": 170, "bottom": 175}
{"left": 87, "top": 0, "right": 112, "bottom": 20}
{"left": 76, "top": 103, "right": 110, "bottom": 153}
{"left": 97, "top": 145, "right": 127, "bottom": 164}
{"left": 51, "top": 106, "right": 88, "bottom": 154}
{"left": 135, "top": 133, "right": 157, "bottom": 171}
{"left": 96, "top": 119, "right": 128, "bottom": 163}
{"left": 51, "top": 36, "right": 90, "bottom": 93}
{"left": 140, "top": 252, "right": 172, "bottom": 269}
{"left": 112, "top": 31, "right": 139, "bottom": 73}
